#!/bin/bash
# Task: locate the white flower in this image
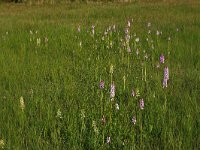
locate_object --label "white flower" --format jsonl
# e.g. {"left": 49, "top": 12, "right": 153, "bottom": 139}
{"left": 80, "top": 109, "right": 85, "bottom": 119}
{"left": 92, "top": 121, "right": 99, "bottom": 135}
{"left": 156, "top": 30, "right": 160, "bottom": 36}
{"left": 77, "top": 25, "right": 81, "bottom": 32}
{"left": 56, "top": 109, "right": 62, "bottom": 119}
{"left": 45, "top": 37, "right": 48, "bottom": 43}
{"left": 110, "top": 64, "right": 114, "bottom": 74}
{"left": 135, "top": 37, "right": 140, "bottom": 43}
{"left": 0, "top": 139, "right": 5, "bottom": 148}
{"left": 37, "top": 38, "right": 41, "bottom": 46}
{"left": 30, "top": 30, "right": 33, "bottom": 35}
{"left": 115, "top": 103, "right": 119, "bottom": 110}
{"left": 20, "top": 96, "right": 25, "bottom": 110}
{"left": 147, "top": 22, "right": 151, "bottom": 27}
{"left": 106, "top": 136, "right": 111, "bottom": 144}
{"left": 132, "top": 116, "right": 136, "bottom": 125}
{"left": 136, "top": 48, "right": 139, "bottom": 55}
{"left": 127, "top": 20, "right": 131, "bottom": 27}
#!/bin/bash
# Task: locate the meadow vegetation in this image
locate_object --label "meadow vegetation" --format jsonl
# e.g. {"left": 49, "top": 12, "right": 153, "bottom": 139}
{"left": 0, "top": 1, "right": 200, "bottom": 149}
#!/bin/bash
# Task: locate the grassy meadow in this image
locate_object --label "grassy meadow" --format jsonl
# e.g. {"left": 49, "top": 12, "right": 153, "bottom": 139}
{"left": 0, "top": 1, "right": 200, "bottom": 149}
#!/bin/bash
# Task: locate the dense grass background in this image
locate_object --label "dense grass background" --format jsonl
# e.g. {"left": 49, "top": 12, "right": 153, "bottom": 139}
{"left": 0, "top": 1, "right": 200, "bottom": 149}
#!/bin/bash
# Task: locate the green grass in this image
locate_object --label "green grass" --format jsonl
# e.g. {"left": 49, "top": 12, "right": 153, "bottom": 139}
{"left": 0, "top": 1, "right": 200, "bottom": 149}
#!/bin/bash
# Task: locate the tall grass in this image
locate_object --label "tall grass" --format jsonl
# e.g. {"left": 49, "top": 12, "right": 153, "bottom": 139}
{"left": 0, "top": 2, "right": 200, "bottom": 149}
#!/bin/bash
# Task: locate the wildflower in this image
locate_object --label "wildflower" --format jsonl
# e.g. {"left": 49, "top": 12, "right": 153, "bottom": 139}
{"left": 156, "top": 30, "right": 160, "bottom": 36}
{"left": 176, "top": 28, "right": 179, "bottom": 32}
{"left": 163, "top": 78, "right": 168, "bottom": 88}
{"left": 0, "top": 139, "right": 5, "bottom": 148}
{"left": 101, "top": 115, "right": 106, "bottom": 125}
{"left": 168, "top": 37, "right": 171, "bottom": 41}
{"left": 56, "top": 109, "right": 62, "bottom": 119}
{"left": 136, "top": 48, "right": 139, "bottom": 55}
{"left": 106, "top": 136, "right": 111, "bottom": 144}
{"left": 127, "top": 20, "right": 131, "bottom": 27}
{"left": 147, "top": 22, "right": 151, "bottom": 27}
{"left": 163, "top": 67, "right": 169, "bottom": 88}
{"left": 125, "top": 28, "right": 129, "bottom": 34}
{"left": 92, "top": 25, "right": 95, "bottom": 35}
{"left": 164, "top": 67, "right": 169, "bottom": 80}
{"left": 139, "top": 99, "right": 144, "bottom": 110}
{"left": 125, "top": 34, "right": 130, "bottom": 42}
{"left": 79, "top": 41, "right": 82, "bottom": 47}
{"left": 80, "top": 109, "right": 86, "bottom": 120}
{"left": 77, "top": 25, "right": 81, "bottom": 32}
{"left": 92, "top": 121, "right": 99, "bottom": 135}
{"left": 113, "top": 24, "right": 116, "bottom": 31}
{"left": 115, "top": 103, "right": 119, "bottom": 110}
{"left": 144, "top": 53, "right": 148, "bottom": 59}
{"left": 132, "top": 116, "right": 136, "bottom": 125}
{"left": 36, "top": 38, "right": 41, "bottom": 46}
{"left": 20, "top": 96, "right": 25, "bottom": 110}
{"left": 30, "top": 30, "right": 33, "bottom": 35}
{"left": 131, "top": 89, "right": 135, "bottom": 97}
{"left": 99, "top": 80, "right": 105, "bottom": 89}
{"left": 45, "top": 37, "right": 48, "bottom": 44}
{"left": 135, "top": 37, "right": 140, "bottom": 43}
{"left": 148, "top": 30, "right": 151, "bottom": 34}
{"left": 160, "top": 54, "right": 165, "bottom": 63}
{"left": 156, "top": 63, "right": 160, "bottom": 68}
{"left": 110, "top": 82, "right": 115, "bottom": 99}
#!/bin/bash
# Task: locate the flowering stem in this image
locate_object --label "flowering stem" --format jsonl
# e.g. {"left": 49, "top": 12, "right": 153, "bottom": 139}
{"left": 144, "top": 64, "right": 147, "bottom": 82}
{"left": 100, "top": 90, "right": 103, "bottom": 116}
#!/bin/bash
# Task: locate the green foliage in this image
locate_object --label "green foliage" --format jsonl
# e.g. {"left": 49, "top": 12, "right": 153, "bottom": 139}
{"left": 0, "top": 2, "right": 200, "bottom": 149}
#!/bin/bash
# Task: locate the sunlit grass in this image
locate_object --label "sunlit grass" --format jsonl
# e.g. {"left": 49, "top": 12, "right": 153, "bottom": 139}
{"left": 0, "top": 1, "right": 200, "bottom": 149}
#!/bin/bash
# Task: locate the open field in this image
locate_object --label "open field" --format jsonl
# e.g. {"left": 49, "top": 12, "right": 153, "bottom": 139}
{"left": 0, "top": 1, "right": 200, "bottom": 149}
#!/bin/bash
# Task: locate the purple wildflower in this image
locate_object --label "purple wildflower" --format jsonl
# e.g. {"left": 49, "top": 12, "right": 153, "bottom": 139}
{"left": 163, "top": 67, "right": 169, "bottom": 88}
{"left": 131, "top": 89, "right": 135, "bottom": 97}
{"left": 139, "top": 99, "right": 144, "bottom": 110}
{"left": 164, "top": 67, "right": 169, "bottom": 80}
{"left": 99, "top": 80, "right": 105, "bottom": 89}
{"left": 160, "top": 54, "right": 165, "bottom": 64}
{"left": 110, "top": 82, "right": 115, "bottom": 99}
{"left": 163, "top": 78, "right": 168, "bottom": 88}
